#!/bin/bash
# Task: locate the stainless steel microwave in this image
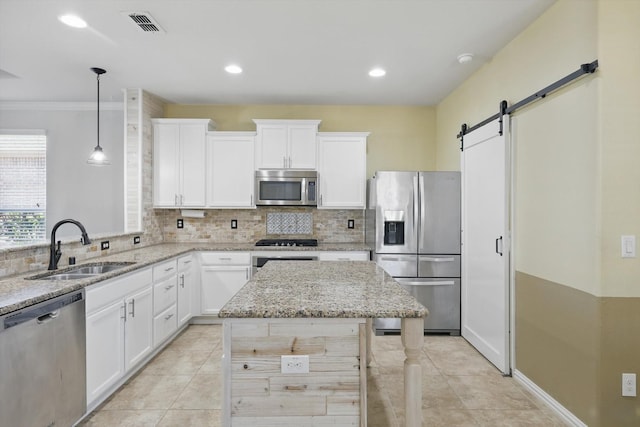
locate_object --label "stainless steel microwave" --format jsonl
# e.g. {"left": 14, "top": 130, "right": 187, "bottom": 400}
{"left": 255, "top": 170, "right": 317, "bottom": 206}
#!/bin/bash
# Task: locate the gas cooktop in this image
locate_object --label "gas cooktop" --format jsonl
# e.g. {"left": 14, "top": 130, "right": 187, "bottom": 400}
{"left": 255, "top": 239, "right": 318, "bottom": 247}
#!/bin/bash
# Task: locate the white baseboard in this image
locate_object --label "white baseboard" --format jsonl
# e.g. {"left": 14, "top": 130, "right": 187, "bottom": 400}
{"left": 513, "top": 370, "right": 587, "bottom": 427}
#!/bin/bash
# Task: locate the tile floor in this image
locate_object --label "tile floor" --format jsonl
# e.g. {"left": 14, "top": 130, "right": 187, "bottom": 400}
{"left": 80, "top": 324, "right": 567, "bottom": 427}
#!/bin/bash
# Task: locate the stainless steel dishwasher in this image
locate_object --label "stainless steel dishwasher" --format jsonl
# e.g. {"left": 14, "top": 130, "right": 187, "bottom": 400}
{"left": 0, "top": 290, "right": 86, "bottom": 427}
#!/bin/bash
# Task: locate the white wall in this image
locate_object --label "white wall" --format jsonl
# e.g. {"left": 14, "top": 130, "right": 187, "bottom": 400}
{"left": 0, "top": 104, "right": 124, "bottom": 239}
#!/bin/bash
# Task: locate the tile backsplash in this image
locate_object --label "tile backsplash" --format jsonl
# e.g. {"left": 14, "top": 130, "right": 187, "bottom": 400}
{"left": 160, "top": 207, "right": 364, "bottom": 244}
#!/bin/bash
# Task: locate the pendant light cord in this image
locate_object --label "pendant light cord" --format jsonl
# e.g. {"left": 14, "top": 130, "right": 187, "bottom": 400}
{"left": 96, "top": 72, "right": 100, "bottom": 149}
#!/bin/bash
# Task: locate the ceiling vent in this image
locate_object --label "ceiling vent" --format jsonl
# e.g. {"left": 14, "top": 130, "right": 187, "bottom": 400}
{"left": 124, "top": 11, "right": 165, "bottom": 33}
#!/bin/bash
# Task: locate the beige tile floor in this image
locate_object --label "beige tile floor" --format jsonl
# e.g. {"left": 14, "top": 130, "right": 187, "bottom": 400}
{"left": 81, "top": 324, "right": 566, "bottom": 427}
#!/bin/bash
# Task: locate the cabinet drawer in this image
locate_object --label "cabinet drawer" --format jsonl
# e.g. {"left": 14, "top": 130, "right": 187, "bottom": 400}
{"left": 199, "top": 252, "right": 250, "bottom": 265}
{"left": 154, "top": 304, "right": 177, "bottom": 347}
{"left": 86, "top": 268, "right": 152, "bottom": 314}
{"left": 153, "top": 275, "right": 178, "bottom": 315}
{"left": 153, "top": 259, "right": 177, "bottom": 281}
{"left": 318, "top": 251, "right": 370, "bottom": 261}
{"left": 178, "top": 255, "right": 194, "bottom": 271}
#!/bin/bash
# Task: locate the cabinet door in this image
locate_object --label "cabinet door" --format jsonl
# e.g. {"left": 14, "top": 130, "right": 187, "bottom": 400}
{"left": 288, "top": 124, "right": 317, "bottom": 169}
{"left": 207, "top": 134, "right": 255, "bottom": 207}
{"left": 200, "top": 266, "right": 250, "bottom": 315}
{"left": 86, "top": 299, "right": 125, "bottom": 405}
{"left": 317, "top": 135, "right": 367, "bottom": 209}
{"left": 153, "top": 123, "right": 180, "bottom": 206}
{"left": 124, "top": 286, "right": 154, "bottom": 370}
{"left": 178, "top": 267, "right": 194, "bottom": 326}
{"left": 179, "top": 124, "right": 207, "bottom": 206}
{"left": 256, "top": 124, "right": 288, "bottom": 169}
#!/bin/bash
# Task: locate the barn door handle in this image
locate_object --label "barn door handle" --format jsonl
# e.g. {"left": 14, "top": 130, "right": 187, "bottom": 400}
{"left": 495, "top": 236, "right": 503, "bottom": 256}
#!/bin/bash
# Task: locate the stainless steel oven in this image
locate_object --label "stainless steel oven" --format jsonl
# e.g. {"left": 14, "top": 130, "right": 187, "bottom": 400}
{"left": 255, "top": 170, "right": 317, "bottom": 206}
{"left": 252, "top": 252, "right": 318, "bottom": 275}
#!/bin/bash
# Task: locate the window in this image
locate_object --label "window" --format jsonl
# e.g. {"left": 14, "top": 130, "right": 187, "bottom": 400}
{"left": 0, "top": 132, "right": 47, "bottom": 247}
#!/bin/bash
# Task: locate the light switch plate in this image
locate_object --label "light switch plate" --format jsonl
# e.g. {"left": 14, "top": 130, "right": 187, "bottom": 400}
{"left": 621, "top": 235, "right": 636, "bottom": 258}
{"left": 281, "top": 355, "right": 309, "bottom": 374}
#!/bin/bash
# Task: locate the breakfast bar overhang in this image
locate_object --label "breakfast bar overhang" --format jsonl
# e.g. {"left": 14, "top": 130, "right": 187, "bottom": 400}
{"left": 219, "top": 260, "right": 428, "bottom": 427}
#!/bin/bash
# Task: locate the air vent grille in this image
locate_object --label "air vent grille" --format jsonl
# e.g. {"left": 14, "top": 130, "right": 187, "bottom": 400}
{"left": 125, "top": 12, "right": 165, "bottom": 33}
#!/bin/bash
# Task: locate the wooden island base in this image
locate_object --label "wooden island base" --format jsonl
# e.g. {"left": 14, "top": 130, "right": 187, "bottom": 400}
{"left": 222, "top": 317, "right": 424, "bottom": 427}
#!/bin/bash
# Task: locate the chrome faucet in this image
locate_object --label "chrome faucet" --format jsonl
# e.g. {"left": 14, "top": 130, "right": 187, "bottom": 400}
{"left": 48, "top": 219, "right": 92, "bottom": 270}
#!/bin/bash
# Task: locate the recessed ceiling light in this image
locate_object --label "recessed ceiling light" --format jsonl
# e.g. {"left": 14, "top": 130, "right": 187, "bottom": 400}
{"left": 457, "top": 53, "right": 474, "bottom": 64}
{"left": 225, "top": 65, "right": 243, "bottom": 74}
{"left": 369, "top": 68, "right": 386, "bottom": 77}
{"left": 59, "top": 14, "right": 87, "bottom": 28}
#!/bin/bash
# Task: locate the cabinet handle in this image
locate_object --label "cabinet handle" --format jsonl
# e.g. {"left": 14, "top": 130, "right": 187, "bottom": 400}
{"left": 165, "top": 284, "right": 175, "bottom": 291}
{"left": 121, "top": 303, "right": 127, "bottom": 321}
{"left": 183, "top": 260, "right": 192, "bottom": 264}
{"left": 246, "top": 269, "right": 249, "bottom": 280}
{"left": 165, "top": 313, "right": 174, "bottom": 320}
{"left": 175, "top": 194, "right": 178, "bottom": 205}
{"left": 319, "top": 195, "right": 323, "bottom": 206}
{"left": 219, "top": 257, "right": 232, "bottom": 261}
{"left": 180, "top": 194, "right": 184, "bottom": 205}
{"left": 283, "top": 156, "right": 287, "bottom": 168}
{"left": 180, "top": 274, "right": 185, "bottom": 288}
{"left": 129, "top": 299, "right": 136, "bottom": 318}
{"left": 288, "top": 156, "right": 291, "bottom": 168}
{"left": 164, "top": 267, "right": 175, "bottom": 272}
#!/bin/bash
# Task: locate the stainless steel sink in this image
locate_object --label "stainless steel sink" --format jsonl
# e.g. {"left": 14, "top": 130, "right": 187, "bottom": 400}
{"left": 27, "top": 262, "right": 136, "bottom": 280}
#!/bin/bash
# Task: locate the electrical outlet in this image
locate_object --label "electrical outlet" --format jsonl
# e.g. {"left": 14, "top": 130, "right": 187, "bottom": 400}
{"left": 100, "top": 241, "right": 110, "bottom": 250}
{"left": 177, "top": 219, "right": 184, "bottom": 229}
{"left": 231, "top": 219, "right": 237, "bottom": 229}
{"left": 622, "top": 373, "right": 636, "bottom": 397}
{"left": 133, "top": 236, "right": 141, "bottom": 244}
{"left": 281, "top": 355, "right": 309, "bottom": 374}
{"left": 348, "top": 219, "right": 355, "bottom": 229}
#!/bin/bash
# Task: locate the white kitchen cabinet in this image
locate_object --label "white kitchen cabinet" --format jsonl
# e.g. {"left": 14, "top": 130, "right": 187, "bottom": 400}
{"left": 254, "top": 119, "right": 320, "bottom": 169}
{"left": 199, "top": 252, "right": 251, "bottom": 316}
{"left": 177, "top": 254, "right": 195, "bottom": 326}
{"left": 152, "top": 259, "right": 178, "bottom": 346}
{"left": 317, "top": 132, "right": 369, "bottom": 209}
{"left": 85, "top": 268, "right": 153, "bottom": 407}
{"left": 152, "top": 118, "right": 215, "bottom": 208}
{"left": 317, "top": 251, "right": 370, "bottom": 261}
{"left": 206, "top": 131, "right": 255, "bottom": 208}
{"left": 124, "top": 285, "right": 153, "bottom": 370}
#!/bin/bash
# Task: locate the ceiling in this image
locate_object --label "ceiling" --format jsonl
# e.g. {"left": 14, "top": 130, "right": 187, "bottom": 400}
{"left": 0, "top": 0, "right": 556, "bottom": 106}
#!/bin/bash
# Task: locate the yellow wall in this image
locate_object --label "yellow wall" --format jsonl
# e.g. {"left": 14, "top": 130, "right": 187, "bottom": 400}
{"left": 164, "top": 104, "right": 437, "bottom": 178}
{"left": 436, "top": 1, "right": 640, "bottom": 425}
{"left": 437, "top": 0, "right": 600, "bottom": 295}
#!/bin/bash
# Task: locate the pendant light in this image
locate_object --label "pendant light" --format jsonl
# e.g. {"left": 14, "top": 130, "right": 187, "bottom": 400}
{"left": 87, "top": 67, "right": 110, "bottom": 165}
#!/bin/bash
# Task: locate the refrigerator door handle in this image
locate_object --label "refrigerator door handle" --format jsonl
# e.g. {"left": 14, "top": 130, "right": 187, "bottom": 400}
{"left": 420, "top": 257, "right": 455, "bottom": 263}
{"left": 399, "top": 280, "right": 456, "bottom": 286}
{"left": 413, "top": 174, "right": 419, "bottom": 233}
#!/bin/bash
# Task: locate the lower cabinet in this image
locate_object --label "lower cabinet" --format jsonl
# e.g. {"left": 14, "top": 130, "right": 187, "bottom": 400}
{"left": 177, "top": 255, "right": 194, "bottom": 326}
{"left": 152, "top": 259, "right": 178, "bottom": 346}
{"left": 199, "top": 252, "right": 251, "bottom": 316}
{"left": 85, "top": 268, "right": 153, "bottom": 407}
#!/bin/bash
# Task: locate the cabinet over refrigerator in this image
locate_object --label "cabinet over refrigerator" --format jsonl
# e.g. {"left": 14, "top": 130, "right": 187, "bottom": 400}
{"left": 366, "top": 171, "right": 461, "bottom": 335}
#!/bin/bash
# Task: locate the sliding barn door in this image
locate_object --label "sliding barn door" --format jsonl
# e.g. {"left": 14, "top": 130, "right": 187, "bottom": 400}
{"left": 460, "top": 117, "right": 510, "bottom": 374}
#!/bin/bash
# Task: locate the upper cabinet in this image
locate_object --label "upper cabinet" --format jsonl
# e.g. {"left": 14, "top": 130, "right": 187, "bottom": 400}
{"left": 253, "top": 119, "right": 321, "bottom": 169}
{"left": 152, "top": 119, "right": 215, "bottom": 208}
{"left": 317, "top": 132, "right": 369, "bottom": 209}
{"left": 206, "top": 132, "right": 255, "bottom": 208}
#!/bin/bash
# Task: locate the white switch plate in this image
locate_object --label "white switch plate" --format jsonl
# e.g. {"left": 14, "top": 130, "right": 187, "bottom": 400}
{"left": 622, "top": 373, "right": 636, "bottom": 397}
{"left": 621, "top": 235, "right": 636, "bottom": 258}
{"left": 281, "top": 355, "right": 309, "bottom": 374}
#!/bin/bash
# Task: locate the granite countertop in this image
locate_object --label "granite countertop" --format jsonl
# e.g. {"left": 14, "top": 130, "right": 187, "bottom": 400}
{"left": 0, "top": 242, "right": 372, "bottom": 317}
{"left": 218, "top": 261, "right": 428, "bottom": 319}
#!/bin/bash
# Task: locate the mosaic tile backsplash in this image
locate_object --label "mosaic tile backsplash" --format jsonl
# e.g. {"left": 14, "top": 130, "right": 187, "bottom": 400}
{"left": 266, "top": 212, "right": 313, "bottom": 235}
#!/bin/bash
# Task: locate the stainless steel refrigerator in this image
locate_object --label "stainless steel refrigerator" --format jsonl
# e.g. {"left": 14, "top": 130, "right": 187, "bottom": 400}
{"left": 366, "top": 171, "right": 461, "bottom": 335}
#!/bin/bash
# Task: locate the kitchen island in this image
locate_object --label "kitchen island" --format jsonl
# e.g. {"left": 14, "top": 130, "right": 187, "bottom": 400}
{"left": 219, "top": 260, "right": 428, "bottom": 427}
